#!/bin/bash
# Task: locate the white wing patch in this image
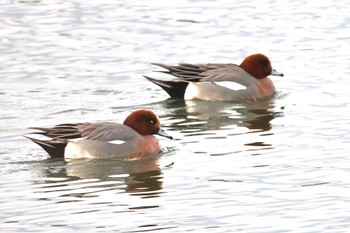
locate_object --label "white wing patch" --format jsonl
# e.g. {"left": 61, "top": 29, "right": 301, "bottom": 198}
{"left": 214, "top": 81, "right": 246, "bottom": 91}
{"left": 107, "top": 140, "right": 126, "bottom": 145}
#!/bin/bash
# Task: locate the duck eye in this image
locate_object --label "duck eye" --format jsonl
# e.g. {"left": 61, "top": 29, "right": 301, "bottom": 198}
{"left": 260, "top": 59, "right": 269, "bottom": 67}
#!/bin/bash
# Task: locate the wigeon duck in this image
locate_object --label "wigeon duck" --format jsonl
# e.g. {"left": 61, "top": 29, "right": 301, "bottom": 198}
{"left": 25, "top": 110, "right": 173, "bottom": 159}
{"left": 145, "top": 53, "right": 284, "bottom": 102}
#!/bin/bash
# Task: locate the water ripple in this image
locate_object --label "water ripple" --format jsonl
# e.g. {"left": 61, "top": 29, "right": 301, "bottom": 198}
{"left": 1, "top": 0, "right": 350, "bottom": 232}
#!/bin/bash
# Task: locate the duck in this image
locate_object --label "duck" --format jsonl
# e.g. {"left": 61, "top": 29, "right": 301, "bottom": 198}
{"left": 145, "top": 53, "right": 284, "bottom": 102}
{"left": 25, "top": 110, "right": 173, "bottom": 159}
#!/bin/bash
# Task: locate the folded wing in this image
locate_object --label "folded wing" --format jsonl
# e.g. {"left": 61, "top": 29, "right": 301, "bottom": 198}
{"left": 30, "top": 122, "right": 136, "bottom": 142}
{"left": 152, "top": 63, "right": 251, "bottom": 85}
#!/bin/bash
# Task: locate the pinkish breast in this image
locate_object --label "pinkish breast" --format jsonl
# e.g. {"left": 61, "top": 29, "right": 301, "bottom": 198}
{"left": 130, "top": 136, "right": 161, "bottom": 159}
{"left": 256, "top": 78, "right": 276, "bottom": 99}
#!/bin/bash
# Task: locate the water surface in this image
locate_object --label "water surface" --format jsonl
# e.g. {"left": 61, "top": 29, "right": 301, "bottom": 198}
{"left": 1, "top": 0, "right": 350, "bottom": 232}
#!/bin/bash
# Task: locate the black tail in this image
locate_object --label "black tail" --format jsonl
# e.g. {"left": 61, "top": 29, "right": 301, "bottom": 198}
{"left": 25, "top": 136, "right": 67, "bottom": 158}
{"left": 144, "top": 76, "right": 188, "bottom": 99}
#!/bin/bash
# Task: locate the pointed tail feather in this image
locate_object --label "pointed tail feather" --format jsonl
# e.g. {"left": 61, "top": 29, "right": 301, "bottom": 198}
{"left": 29, "top": 124, "right": 82, "bottom": 140}
{"left": 144, "top": 76, "right": 188, "bottom": 99}
{"left": 25, "top": 136, "right": 67, "bottom": 158}
{"left": 151, "top": 63, "right": 202, "bottom": 81}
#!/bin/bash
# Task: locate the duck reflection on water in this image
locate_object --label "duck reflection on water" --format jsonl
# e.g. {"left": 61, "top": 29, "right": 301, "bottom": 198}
{"left": 30, "top": 155, "right": 173, "bottom": 198}
{"left": 150, "top": 98, "right": 284, "bottom": 133}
